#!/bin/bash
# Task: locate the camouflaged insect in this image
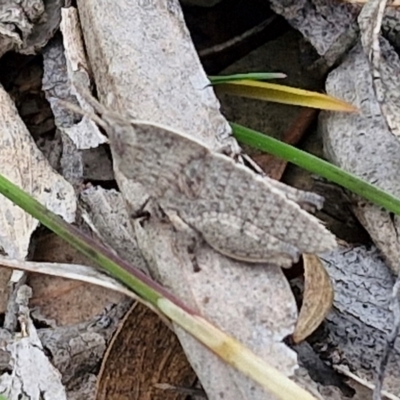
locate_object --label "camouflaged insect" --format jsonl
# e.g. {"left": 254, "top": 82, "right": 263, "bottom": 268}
{"left": 81, "top": 94, "right": 336, "bottom": 268}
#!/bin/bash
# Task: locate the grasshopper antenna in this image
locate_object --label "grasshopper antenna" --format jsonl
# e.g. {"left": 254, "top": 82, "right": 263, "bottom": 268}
{"left": 55, "top": 98, "right": 108, "bottom": 130}
{"left": 54, "top": 82, "right": 113, "bottom": 130}
{"left": 72, "top": 84, "right": 109, "bottom": 116}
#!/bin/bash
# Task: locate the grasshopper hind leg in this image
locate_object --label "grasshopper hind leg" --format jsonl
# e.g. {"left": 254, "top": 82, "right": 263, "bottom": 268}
{"left": 185, "top": 212, "right": 301, "bottom": 268}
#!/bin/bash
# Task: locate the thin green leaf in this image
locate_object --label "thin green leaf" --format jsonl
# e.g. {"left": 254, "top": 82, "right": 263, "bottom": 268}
{"left": 217, "top": 80, "right": 358, "bottom": 112}
{"left": 0, "top": 173, "right": 317, "bottom": 400}
{"left": 231, "top": 122, "right": 400, "bottom": 216}
{"left": 0, "top": 173, "right": 177, "bottom": 309}
{"left": 209, "top": 72, "right": 286, "bottom": 84}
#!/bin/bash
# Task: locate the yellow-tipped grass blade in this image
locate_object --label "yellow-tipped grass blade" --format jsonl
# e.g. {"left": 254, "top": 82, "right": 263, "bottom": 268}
{"left": 159, "top": 298, "right": 318, "bottom": 400}
{"left": 215, "top": 79, "right": 358, "bottom": 112}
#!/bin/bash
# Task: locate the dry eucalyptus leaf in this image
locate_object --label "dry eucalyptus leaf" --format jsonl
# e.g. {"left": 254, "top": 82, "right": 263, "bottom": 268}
{"left": 96, "top": 302, "right": 197, "bottom": 400}
{"left": 0, "top": 255, "right": 137, "bottom": 303}
{"left": 345, "top": 0, "right": 400, "bottom": 5}
{"left": 43, "top": 9, "right": 109, "bottom": 186}
{"left": 292, "top": 254, "right": 334, "bottom": 344}
{"left": 358, "top": 0, "right": 400, "bottom": 140}
{"left": 0, "top": 269, "right": 12, "bottom": 314}
{"left": 0, "top": 85, "right": 76, "bottom": 259}
{"left": 60, "top": 7, "right": 91, "bottom": 79}
{"left": 30, "top": 233, "right": 127, "bottom": 326}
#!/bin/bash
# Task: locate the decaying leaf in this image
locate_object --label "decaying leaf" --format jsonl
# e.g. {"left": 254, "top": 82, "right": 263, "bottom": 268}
{"left": 30, "top": 233, "right": 127, "bottom": 326}
{"left": 96, "top": 302, "right": 197, "bottom": 400}
{"left": 59, "top": 7, "right": 108, "bottom": 150}
{"left": 292, "top": 254, "right": 334, "bottom": 343}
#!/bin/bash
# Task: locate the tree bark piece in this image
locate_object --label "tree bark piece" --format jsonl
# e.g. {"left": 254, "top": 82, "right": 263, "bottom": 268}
{"left": 0, "top": 0, "right": 64, "bottom": 59}
{"left": 320, "top": 41, "right": 400, "bottom": 274}
{"left": 0, "top": 84, "right": 76, "bottom": 260}
{"left": 75, "top": 1, "right": 304, "bottom": 398}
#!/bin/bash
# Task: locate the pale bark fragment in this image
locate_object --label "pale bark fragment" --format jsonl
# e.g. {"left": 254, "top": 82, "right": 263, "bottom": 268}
{"left": 0, "top": 285, "right": 67, "bottom": 400}
{"left": 320, "top": 245, "right": 400, "bottom": 396}
{"left": 75, "top": 1, "right": 301, "bottom": 398}
{"left": 269, "top": 0, "right": 400, "bottom": 66}
{"left": 42, "top": 36, "right": 111, "bottom": 187}
{"left": 320, "top": 41, "right": 400, "bottom": 273}
{"left": 80, "top": 186, "right": 149, "bottom": 273}
{"left": 0, "top": 0, "right": 64, "bottom": 59}
{"left": 0, "top": 85, "right": 76, "bottom": 259}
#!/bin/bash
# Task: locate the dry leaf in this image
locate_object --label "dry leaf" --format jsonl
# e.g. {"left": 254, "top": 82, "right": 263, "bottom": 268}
{"left": 42, "top": 8, "right": 109, "bottom": 187}
{"left": 30, "top": 234, "right": 126, "bottom": 326}
{"left": 292, "top": 254, "right": 334, "bottom": 343}
{"left": 96, "top": 302, "right": 197, "bottom": 400}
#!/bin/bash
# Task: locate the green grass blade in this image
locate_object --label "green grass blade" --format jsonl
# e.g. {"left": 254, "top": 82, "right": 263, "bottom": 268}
{"left": 0, "top": 172, "right": 319, "bottom": 400}
{"left": 208, "top": 72, "right": 286, "bottom": 84}
{"left": 0, "top": 174, "right": 175, "bottom": 307}
{"left": 231, "top": 122, "right": 400, "bottom": 216}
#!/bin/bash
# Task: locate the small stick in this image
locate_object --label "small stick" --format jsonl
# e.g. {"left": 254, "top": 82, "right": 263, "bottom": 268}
{"left": 199, "top": 16, "right": 276, "bottom": 57}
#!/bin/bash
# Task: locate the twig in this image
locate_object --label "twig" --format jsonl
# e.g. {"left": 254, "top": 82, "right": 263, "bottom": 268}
{"left": 199, "top": 16, "right": 276, "bottom": 57}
